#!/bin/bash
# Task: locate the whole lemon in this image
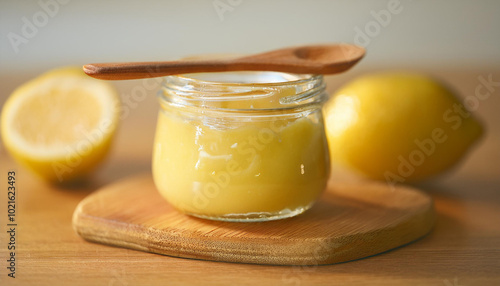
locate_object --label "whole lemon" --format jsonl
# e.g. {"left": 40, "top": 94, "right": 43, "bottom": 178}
{"left": 324, "top": 72, "right": 483, "bottom": 183}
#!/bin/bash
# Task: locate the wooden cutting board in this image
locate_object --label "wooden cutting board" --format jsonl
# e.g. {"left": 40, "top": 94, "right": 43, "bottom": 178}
{"left": 72, "top": 173, "right": 434, "bottom": 265}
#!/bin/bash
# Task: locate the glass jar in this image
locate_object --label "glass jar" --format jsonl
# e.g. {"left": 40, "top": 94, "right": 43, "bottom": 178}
{"left": 153, "top": 71, "right": 330, "bottom": 222}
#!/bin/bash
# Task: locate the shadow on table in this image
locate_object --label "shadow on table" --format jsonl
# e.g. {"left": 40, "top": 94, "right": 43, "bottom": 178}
{"left": 50, "top": 155, "right": 151, "bottom": 195}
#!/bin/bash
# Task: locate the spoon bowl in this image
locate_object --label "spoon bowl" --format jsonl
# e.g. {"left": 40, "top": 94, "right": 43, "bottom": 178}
{"left": 83, "top": 44, "right": 365, "bottom": 80}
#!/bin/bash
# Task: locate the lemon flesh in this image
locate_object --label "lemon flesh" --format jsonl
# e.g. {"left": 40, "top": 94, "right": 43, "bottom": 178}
{"left": 1, "top": 67, "right": 120, "bottom": 183}
{"left": 324, "top": 72, "right": 483, "bottom": 183}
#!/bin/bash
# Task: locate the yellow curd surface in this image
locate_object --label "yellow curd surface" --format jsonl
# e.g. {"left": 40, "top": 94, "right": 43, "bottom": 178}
{"left": 152, "top": 109, "right": 330, "bottom": 218}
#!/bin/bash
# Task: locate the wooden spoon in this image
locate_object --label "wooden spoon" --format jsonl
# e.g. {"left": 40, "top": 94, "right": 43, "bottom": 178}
{"left": 83, "top": 44, "right": 365, "bottom": 80}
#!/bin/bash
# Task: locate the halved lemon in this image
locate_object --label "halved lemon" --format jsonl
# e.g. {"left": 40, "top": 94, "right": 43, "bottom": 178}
{"left": 1, "top": 67, "right": 120, "bottom": 183}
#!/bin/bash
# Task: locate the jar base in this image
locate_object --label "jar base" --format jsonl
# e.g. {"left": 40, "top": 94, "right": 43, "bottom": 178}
{"left": 185, "top": 204, "right": 313, "bottom": 222}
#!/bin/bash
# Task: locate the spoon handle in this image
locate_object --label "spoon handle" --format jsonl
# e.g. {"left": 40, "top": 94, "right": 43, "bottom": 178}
{"left": 83, "top": 59, "right": 356, "bottom": 80}
{"left": 83, "top": 60, "right": 240, "bottom": 80}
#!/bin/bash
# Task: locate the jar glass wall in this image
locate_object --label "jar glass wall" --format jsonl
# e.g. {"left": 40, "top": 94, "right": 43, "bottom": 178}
{"left": 153, "top": 71, "right": 330, "bottom": 222}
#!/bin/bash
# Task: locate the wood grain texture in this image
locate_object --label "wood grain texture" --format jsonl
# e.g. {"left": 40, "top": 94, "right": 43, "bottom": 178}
{"left": 1, "top": 69, "right": 499, "bottom": 285}
{"left": 72, "top": 174, "right": 434, "bottom": 265}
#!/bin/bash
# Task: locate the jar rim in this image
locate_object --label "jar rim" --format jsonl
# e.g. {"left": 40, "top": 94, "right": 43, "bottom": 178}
{"left": 167, "top": 72, "right": 323, "bottom": 88}
{"left": 158, "top": 71, "right": 327, "bottom": 115}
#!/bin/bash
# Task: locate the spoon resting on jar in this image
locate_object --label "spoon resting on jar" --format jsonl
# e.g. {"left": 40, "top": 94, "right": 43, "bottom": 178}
{"left": 83, "top": 44, "right": 365, "bottom": 80}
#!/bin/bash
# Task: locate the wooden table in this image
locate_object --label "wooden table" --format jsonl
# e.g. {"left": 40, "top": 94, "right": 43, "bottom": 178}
{"left": 1, "top": 68, "right": 499, "bottom": 285}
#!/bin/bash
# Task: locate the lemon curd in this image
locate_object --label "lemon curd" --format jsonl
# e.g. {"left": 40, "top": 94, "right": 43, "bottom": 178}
{"left": 153, "top": 72, "right": 330, "bottom": 221}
